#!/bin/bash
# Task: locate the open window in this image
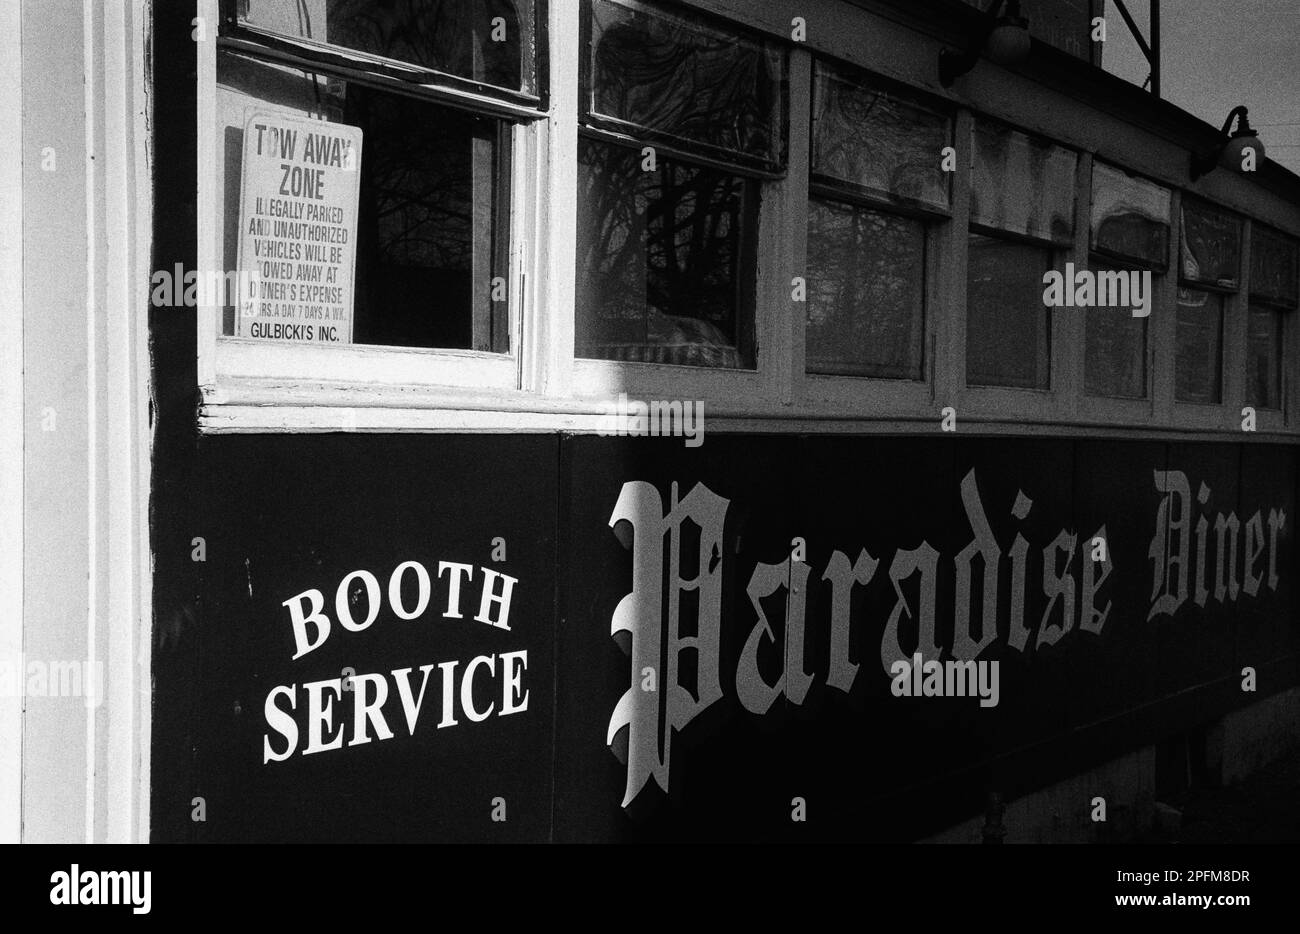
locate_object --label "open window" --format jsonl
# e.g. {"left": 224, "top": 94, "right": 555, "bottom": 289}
{"left": 201, "top": 0, "right": 546, "bottom": 406}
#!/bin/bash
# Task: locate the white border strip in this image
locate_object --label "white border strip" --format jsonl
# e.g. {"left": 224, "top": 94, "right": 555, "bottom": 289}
{"left": 0, "top": 0, "right": 24, "bottom": 846}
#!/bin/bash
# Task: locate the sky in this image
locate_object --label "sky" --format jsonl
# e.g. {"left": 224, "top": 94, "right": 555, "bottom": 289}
{"left": 1101, "top": 0, "right": 1300, "bottom": 175}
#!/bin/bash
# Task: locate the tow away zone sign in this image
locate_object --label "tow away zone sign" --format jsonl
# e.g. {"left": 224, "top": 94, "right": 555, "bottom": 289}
{"left": 236, "top": 111, "right": 362, "bottom": 344}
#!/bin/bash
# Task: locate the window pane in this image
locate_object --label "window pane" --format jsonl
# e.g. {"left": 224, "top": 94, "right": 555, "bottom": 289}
{"left": 1175, "top": 287, "right": 1224, "bottom": 403}
{"left": 1090, "top": 162, "right": 1170, "bottom": 269}
{"left": 1084, "top": 300, "right": 1148, "bottom": 399}
{"left": 240, "top": 0, "right": 538, "bottom": 95}
{"left": 1247, "top": 305, "right": 1283, "bottom": 409}
{"left": 971, "top": 122, "right": 1076, "bottom": 243}
{"left": 585, "top": 0, "right": 786, "bottom": 168}
{"left": 576, "top": 138, "right": 757, "bottom": 369}
{"left": 965, "top": 234, "right": 1051, "bottom": 389}
{"left": 1180, "top": 201, "right": 1240, "bottom": 289}
{"left": 805, "top": 199, "right": 925, "bottom": 379}
{"left": 218, "top": 51, "right": 509, "bottom": 351}
{"left": 1250, "top": 226, "right": 1299, "bottom": 309}
{"left": 811, "top": 61, "right": 950, "bottom": 210}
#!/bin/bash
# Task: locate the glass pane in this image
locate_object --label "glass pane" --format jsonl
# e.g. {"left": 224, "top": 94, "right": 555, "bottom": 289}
{"left": 585, "top": 0, "right": 786, "bottom": 167}
{"left": 1090, "top": 162, "right": 1170, "bottom": 268}
{"left": 217, "top": 51, "right": 509, "bottom": 351}
{"left": 1247, "top": 305, "right": 1283, "bottom": 409}
{"left": 241, "top": 0, "right": 538, "bottom": 95}
{"left": 971, "top": 121, "right": 1076, "bottom": 243}
{"left": 1175, "top": 287, "right": 1224, "bottom": 403}
{"left": 1251, "top": 225, "right": 1299, "bottom": 308}
{"left": 1084, "top": 299, "right": 1148, "bottom": 399}
{"left": 966, "top": 234, "right": 1051, "bottom": 389}
{"left": 576, "top": 138, "right": 757, "bottom": 369}
{"left": 1180, "top": 201, "right": 1240, "bottom": 288}
{"left": 805, "top": 199, "right": 925, "bottom": 379}
{"left": 811, "top": 61, "right": 950, "bottom": 210}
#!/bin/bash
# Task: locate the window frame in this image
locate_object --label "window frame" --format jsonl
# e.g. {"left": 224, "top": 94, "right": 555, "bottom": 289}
{"left": 1074, "top": 157, "right": 1170, "bottom": 424}
{"left": 1165, "top": 196, "right": 1248, "bottom": 431}
{"left": 1246, "top": 222, "right": 1298, "bottom": 424}
{"left": 567, "top": 0, "right": 793, "bottom": 407}
{"left": 792, "top": 54, "right": 954, "bottom": 416}
{"left": 198, "top": 0, "right": 547, "bottom": 413}
{"left": 953, "top": 114, "right": 1081, "bottom": 425}
{"left": 189, "top": 0, "right": 1300, "bottom": 441}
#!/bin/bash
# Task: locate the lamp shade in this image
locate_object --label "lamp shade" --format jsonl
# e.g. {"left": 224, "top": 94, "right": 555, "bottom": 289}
{"left": 985, "top": 18, "right": 1031, "bottom": 66}
{"left": 1221, "top": 133, "right": 1265, "bottom": 172}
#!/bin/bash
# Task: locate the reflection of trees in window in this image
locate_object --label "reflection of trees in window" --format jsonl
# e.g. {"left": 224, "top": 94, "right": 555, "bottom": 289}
{"left": 806, "top": 199, "right": 924, "bottom": 379}
{"left": 576, "top": 140, "right": 754, "bottom": 368}
{"left": 1090, "top": 164, "right": 1169, "bottom": 268}
{"left": 972, "top": 123, "right": 1075, "bottom": 244}
{"left": 1246, "top": 306, "right": 1282, "bottom": 409}
{"left": 1180, "top": 203, "right": 1240, "bottom": 288}
{"left": 966, "top": 235, "right": 1051, "bottom": 389}
{"left": 1250, "top": 227, "right": 1299, "bottom": 309}
{"left": 588, "top": 0, "right": 781, "bottom": 164}
{"left": 253, "top": 0, "right": 531, "bottom": 91}
{"left": 812, "top": 69, "right": 948, "bottom": 209}
{"left": 1174, "top": 288, "right": 1223, "bottom": 404}
{"left": 1084, "top": 299, "right": 1147, "bottom": 399}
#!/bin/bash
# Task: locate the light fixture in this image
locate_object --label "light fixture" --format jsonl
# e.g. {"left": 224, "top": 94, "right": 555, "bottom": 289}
{"left": 1190, "top": 106, "right": 1265, "bottom": 181}
{"left": 939, "top": 0, "right": 1032, "bottom": 88}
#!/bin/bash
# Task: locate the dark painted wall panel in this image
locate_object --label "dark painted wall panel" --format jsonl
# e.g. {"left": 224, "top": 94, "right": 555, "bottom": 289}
{"left": 188, "top": 435, "right": 558, "bottom": 842}
{"left": 153, "top": 433, "right": 1299, "bottom": 842}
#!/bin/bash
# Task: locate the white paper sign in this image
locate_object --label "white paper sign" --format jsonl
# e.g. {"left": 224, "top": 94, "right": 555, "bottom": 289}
{"left": 236, "top": 111, "right": 363, "bottom": 344}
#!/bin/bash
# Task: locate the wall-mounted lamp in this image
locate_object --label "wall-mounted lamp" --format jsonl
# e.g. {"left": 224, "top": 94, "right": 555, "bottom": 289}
{"left": 939, "top": 0, "right": 1032, "bottom": 88}
{"left": 1190, "top": 106, "right": 1265, "bottom": 181}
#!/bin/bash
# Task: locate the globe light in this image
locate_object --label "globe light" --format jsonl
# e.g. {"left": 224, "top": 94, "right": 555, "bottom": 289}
{"left": 1191, "top": 106, "right": 1266, "bottom": 180}
{"left": 1221, "top": 131, "right": 1265, "bottom": 171}
{"left": 985, "top": 13, "right": 1032, "bottom": 67}
{"left": 938, "top": 0, "right": 1031, "bottom": 87}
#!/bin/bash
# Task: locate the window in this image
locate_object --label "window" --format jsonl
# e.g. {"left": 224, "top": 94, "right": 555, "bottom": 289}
{"left": 1084, "top": 299, "right": 1147, "bottom": 399}
{"left": 1247, "top": 226, "right": 1298, "bottom": 410}
{"left": 806, "top": 202, "right": 925, "bottom": 379}
{"left": 966, "top": 121, "right": 1076, "bottom": 390}
{"left": 575, "top": 140, "right": 758, "bottom": 368}
{"left": 217, "top": 52, "right": 511, "bottom": 350}
{"left": 1175, "top": 288, "right": 1224, "bottom": 404}
{"left": 1180, "top": 199, "right": 1241, "bottom": 289}
{"left": 1175, "top": 201, "right": 1240, "bottom": 405}
{"left": 234, "top": 0, "right": 542, "bottom": 102}
{"left": 214, "top": 1, "right": 541, "bottom": 358}
{"left": 1246, "top": 305, "right": 1282, "bottom": 409}
{"left": 970, "top": 121, "right": 1075, "bottom": 244}
{"left": 1083, "top": 163, "right": 1170, "bottom": 399}
{"left": 966, "top": 235, "right": 1052, "bottom": 389}
{"left": 805, "top": 61, "right": 949, "bottom": 380}
{"left": 1090, "top": 162, "right": 1170, "bottom": 270}
{"left": 575, "top": 0, "right": 786, "bottom": 369}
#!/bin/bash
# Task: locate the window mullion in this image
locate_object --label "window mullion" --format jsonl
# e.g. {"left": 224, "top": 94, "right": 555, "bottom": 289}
{"left": 781, "top": 46, "right": 813, "bottom": 405}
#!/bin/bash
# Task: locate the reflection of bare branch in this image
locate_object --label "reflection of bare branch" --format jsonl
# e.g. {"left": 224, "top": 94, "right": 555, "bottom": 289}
{"left": 577, "top": 139, "right": 747, "bottom": 351}
{"left": 324, "top": 0, "right": 527, "bottom": 88}
{"left": 592, "top": 6, "right": 778, "bottom": 161}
